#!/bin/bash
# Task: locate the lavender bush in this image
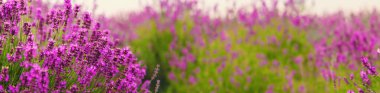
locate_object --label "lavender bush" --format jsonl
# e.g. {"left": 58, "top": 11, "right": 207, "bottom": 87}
{"left": 0, "top": 0, "right": 158, "bottom": 92}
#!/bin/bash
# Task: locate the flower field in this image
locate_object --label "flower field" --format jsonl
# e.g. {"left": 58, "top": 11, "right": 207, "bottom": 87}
{"left": 1, "top": 0, "right": 380, "bottom": 93}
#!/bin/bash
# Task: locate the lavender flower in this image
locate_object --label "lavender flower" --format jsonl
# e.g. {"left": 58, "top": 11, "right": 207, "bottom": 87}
{"left": 361, "top": 57, "right": 377, "bottom": 75}
{"left": 360, "top": 71, "right": 370, "bottom": 85}
{"left": 0, "top": 67, "right": 9, "bottom": 82}
{"left": 73, "top": 5, "right": 80, "bottom": 18}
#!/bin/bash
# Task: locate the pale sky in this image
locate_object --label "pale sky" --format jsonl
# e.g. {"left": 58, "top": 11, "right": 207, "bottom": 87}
{"left": 45, "top": 0, "right": 380, "bottom": 16}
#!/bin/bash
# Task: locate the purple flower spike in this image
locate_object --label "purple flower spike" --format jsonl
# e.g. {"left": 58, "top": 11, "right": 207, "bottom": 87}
{"left": 360, "top": 71, "right": 370, "bottom": 85}
{"left": 361, "top": 57, "right": 377, "bottom": 75}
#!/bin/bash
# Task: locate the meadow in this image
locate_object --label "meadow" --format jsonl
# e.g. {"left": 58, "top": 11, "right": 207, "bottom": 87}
{"left": 1, "top": 0, "right": 380, "bottom": 93}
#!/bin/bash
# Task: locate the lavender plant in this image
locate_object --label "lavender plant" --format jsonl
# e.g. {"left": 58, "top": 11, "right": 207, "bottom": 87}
{"left": 0, "top": 0, "right": 157, "bottom": 92}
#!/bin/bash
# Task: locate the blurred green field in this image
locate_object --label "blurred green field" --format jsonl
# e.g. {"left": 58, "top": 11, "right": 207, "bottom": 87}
{"left": 98, "top": 0, "right": 380, "bottom": 92}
